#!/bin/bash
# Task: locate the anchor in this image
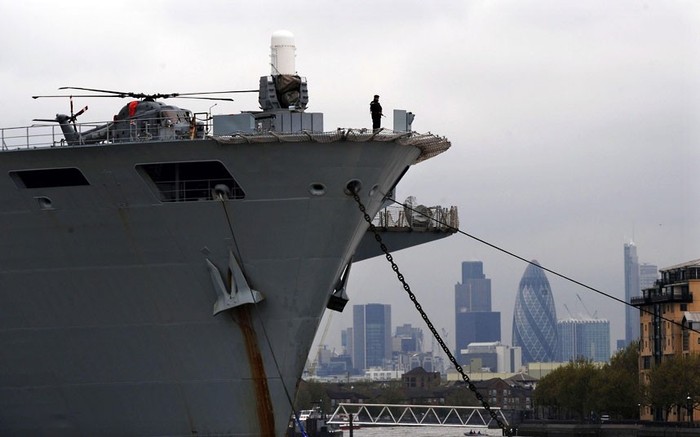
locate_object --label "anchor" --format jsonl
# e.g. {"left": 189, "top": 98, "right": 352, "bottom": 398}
{"left": 207, "top": 250, "right": 265, "bottom": 316}
{"left": 327, "top": 259, "right": 352, "bottom": 312}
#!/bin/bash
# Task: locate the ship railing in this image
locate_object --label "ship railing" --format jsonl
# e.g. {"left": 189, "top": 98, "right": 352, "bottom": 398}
{"left": 373, "top": 203, "right": 459, "bottom": 232}
{"left": 1, "top": 123, "right": 70, "bottom": 150}
{"left": 0, "top": 119, "right": 451, "bottom": 166}
{"left": 0, "top": 116, "right": 214, "bottom": 150}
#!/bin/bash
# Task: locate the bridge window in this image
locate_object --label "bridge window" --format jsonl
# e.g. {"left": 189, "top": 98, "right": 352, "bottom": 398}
{"left": 137, "top": 161, "right": 244, "bottom": 202}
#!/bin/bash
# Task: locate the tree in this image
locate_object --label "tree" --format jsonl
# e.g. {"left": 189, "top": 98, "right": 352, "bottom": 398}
{"left": 591, "top": 341, "right": 640, "bottom": 419}
{"left": 374, "top": 381, "right": 405, "bottom": 404}
{"left": 294, "top": 380, "right": 331, "bottom": 412}
{"left": 535, "top": 359, "right": 598, "bottom": 420}
{"left": 647, "top": 354, "right": 700, "bottom": 421}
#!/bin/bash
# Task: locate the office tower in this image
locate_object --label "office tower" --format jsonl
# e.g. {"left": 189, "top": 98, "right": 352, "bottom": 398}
{"left": 558, "top": 319, "right": 611, "bottom": 362}
{"left": 455, "top": 261, "right": 501, "bottom": 363}
{"left": 341, "top": 327, "right": 353, "bottom": 357}
{"left": 624, "top": 242, "right": 640, "bottom": 347}
{"left": 512, "top": 260, "right": 559, "bottom": 363}
{"left": 639, "top": 263, "right": 658, "bottom": 290}
{"left": 352, "top": 304, "right": 391, "bottom": 371}
{"left": 395, "top": 323, "right": 423, "bottom": 354}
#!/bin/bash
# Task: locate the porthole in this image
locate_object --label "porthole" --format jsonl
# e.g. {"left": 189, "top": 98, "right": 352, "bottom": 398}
{"left": 309, "top": 183, "right": 326, "bottom": 196}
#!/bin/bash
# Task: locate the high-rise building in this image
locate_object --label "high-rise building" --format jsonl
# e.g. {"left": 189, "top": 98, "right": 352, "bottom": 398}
{"left": 352, "top": 303, "right": 391, "bottom": 371}
{"left": 394, "top": 323, "right": 423, "bottom": 354}
{"left": 558, "top": 318, "right": 611, "bottom": 363}
{"left": 639, "top": 263, "right": 658, "bottom": 290}
{"left": 512, "top": 260, "right": 559, "bottom": 364}
{"left": 624, "top": 242, "right": 640, "bottom": 347}
{"left": 455, "top": 261, "right": 501, "bottom": 364}
{"left": 341, "top": 327, "right": 353, "bottom": 357}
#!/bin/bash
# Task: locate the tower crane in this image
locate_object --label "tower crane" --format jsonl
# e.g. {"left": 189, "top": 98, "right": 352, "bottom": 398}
{"left": 308, "top": 312, "right": 334, "bottom": 377}
{"left": 576, "top": 294, "right": 597, "bottom": 319}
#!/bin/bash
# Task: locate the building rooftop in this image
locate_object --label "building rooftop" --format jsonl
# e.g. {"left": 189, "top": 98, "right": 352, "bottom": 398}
{"left": 663, "top": 258, "right": 700, "bottom": 271}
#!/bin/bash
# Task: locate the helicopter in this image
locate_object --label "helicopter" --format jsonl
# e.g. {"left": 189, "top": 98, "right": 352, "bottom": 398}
{"left": 32, "top": 86, "right": 257, "bottom": 146}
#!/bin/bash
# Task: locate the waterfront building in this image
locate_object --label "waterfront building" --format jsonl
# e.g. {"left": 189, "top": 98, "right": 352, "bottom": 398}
{"left": 352, "top": 303, "right": 392, "bottom": 372}
{"left": 512, "top": 261, "right": 559, "bottom": 364}
{"left": 632, "top": 258, "right": 700, "bottom": 422}
{"left": 455, "top": 261, "right": 501, "bottom": 363}
{"left": 460, "top": 341, "right": 523, "bottom": 373}
{"left": 557, "top": 318, "right": 611, "bottom": 363}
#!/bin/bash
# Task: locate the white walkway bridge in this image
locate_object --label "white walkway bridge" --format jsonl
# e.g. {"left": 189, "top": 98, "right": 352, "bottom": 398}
{"left": 326, "top": 403, "right": 508, "bottom": 428}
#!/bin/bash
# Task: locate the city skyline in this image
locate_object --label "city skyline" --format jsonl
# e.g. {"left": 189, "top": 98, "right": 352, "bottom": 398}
{"left": 326, "top": 242, "right": 670, "bottom": 364}
{"left": 0, "top": 2, "right": 696, "bottom": 366}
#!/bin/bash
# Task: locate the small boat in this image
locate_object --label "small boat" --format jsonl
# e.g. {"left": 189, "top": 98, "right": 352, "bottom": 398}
{"left": 288, "top": 404, "right": 343, "bottom": 437}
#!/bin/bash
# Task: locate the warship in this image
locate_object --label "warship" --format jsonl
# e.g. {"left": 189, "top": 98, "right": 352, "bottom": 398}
{"left": 0, "top": 31, "right": 454, "bottom": 436}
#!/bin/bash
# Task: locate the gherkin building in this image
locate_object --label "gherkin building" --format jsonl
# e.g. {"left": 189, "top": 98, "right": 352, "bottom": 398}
{"left": 512, "top": 260, "right": 559, "bottom": 363}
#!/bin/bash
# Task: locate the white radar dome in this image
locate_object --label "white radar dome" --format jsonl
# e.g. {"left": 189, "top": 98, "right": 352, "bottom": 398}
{"left": 270, "top": 30, "right": 296, "bottom": 75}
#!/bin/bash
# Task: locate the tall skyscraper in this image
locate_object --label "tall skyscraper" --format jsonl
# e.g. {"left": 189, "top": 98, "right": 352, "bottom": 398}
{"left": 624, "top": 242, "right": 640, "bottom": 347}
{"left": 454, "top": 261, "right": 501, "bottom": 364}
{"left": 558, "top": 319, "right": 611, "bottom": 363}
{"left": 352, "top": 303, "right": 391, "bottom": 371}
{"left": 512, "top": 260, "right": 559, "bottom": 363}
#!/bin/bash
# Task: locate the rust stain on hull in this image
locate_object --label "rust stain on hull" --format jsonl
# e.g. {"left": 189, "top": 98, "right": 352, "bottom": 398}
{"left": 235, "top": 305, "right": 276, "bottom": 436}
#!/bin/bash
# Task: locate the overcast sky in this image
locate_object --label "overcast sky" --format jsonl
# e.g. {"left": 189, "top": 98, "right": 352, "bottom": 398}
{"left": 2, "top": 1, "right": 698, "bottom": 358}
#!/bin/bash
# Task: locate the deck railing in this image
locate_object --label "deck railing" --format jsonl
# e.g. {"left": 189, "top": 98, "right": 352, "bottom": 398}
{"left": 373, "top": 203, "right": 459, "bottom": 233}
{"left": 0, "top": 117, "right": 210, "bottom": 150}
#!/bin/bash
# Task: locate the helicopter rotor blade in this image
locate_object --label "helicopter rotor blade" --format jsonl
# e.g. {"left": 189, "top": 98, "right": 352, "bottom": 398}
{"left": 71, "top": 106, "right": 89, "bottom": 120}
{"left": 60, "top": 87, "right": 150, "bottom": 99}
{"left": 52, "top": 87, "right": 259, "bottom": 101}
{"left": 59, "top": 86, "right": 132, "bottom": 96}
{"left": 174, "top": 96, "right": 235, "bottom": 102}
{"left": 175, "top": 90, "right": 258, "bottom": 96}
{"left": 33, "top": 94, "right": 127, "bottom": 99}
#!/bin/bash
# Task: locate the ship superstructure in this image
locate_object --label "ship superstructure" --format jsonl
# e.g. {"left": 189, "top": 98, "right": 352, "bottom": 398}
{"left": 0, "top": 31, "right": 452, "bottom": 436}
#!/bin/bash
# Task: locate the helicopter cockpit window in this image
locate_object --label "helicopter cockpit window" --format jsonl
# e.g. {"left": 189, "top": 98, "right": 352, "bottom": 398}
{"left": 161, "top": 110, "right": 189, "bottom": 124}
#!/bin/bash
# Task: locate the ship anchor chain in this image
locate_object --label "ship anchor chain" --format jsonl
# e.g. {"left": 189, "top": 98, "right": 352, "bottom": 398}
{"left": 352, "top": 192, "right": 513, "bottom": 437}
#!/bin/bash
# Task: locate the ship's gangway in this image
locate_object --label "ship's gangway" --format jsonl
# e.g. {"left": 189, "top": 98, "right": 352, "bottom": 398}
{"left": 326, "top": 403, "right": 507, "bottom": 428}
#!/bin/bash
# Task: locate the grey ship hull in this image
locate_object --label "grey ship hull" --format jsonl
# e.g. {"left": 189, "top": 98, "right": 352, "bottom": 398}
{"left": 0, "top": 134, "right": 442, "bottom": 436}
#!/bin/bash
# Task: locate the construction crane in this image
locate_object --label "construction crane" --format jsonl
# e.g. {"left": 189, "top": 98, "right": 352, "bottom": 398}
{"left": 563, "top": 303, "right": 575, "bottom": 319}
{"left": 308, "top": 312, "right": 334, "bottom": 377}
{"left": 576, "top": 294, "right": 598, "bottom": 319}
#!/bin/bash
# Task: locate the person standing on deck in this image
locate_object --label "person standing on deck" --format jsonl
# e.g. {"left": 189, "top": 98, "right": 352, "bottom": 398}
{"left": 370, "top": 95, "right": 383, "bottom": 131}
